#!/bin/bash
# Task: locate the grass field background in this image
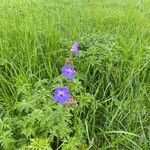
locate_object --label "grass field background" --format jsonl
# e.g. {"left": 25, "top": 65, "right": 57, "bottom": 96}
{"left": 0, "top": 0, "right": 150, "bottom": 149}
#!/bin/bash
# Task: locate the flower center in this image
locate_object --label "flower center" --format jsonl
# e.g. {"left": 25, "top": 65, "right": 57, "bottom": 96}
{"left": 59, "top": 91, "right": 64, "bottom": 97}
{"left": 67, "top": 69, "right": 72, "bottom": 74}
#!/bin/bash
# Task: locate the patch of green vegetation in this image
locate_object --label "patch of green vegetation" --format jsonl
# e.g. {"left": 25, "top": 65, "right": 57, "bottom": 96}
{"left": 0, "top": 0, "right": 150, "bottom": 149}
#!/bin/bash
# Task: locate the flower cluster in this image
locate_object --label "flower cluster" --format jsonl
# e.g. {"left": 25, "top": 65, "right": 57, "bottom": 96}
{"left": 53, "top": 42, "right": 78, "bottom": 106}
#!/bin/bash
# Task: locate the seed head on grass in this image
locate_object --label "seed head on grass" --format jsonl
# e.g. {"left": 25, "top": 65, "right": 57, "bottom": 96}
{"left": 53, "top": 87, "right": 71, "bottom": 104}
{"left": 70, "top": 41, "right": 78, "bottom": 56}
{"left": 61, "top": 65, "right": 76, "bottom": 80}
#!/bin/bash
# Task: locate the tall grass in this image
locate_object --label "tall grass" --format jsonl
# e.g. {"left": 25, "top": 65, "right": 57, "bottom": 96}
{"left": 0, "top": 0, "right": 150, "bottom": 149}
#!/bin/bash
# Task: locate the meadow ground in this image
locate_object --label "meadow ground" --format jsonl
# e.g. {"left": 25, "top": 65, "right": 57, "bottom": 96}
{"left": 0, "top": 0, "right": 150, "bottom": 149}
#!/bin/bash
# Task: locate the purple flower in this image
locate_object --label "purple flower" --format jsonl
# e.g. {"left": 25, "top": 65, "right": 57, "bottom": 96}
{"left": 61, "top": 65, "right": 76, "bottom": 80}
{"left": 53, "top": 87, "right": 71, "bottom": 104}
{"left": 70, "top": 41, "right": 78, "bottom": 56}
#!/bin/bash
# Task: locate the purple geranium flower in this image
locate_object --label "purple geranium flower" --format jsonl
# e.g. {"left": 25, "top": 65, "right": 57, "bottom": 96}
{"left": 53, "top": 87, "right": 71, "bottom": 104}
{"left": 70, "top": 41, "right": 78, "bottom": 56}
{"left": 61, "top": 65, "right": 76, "bottom": 80}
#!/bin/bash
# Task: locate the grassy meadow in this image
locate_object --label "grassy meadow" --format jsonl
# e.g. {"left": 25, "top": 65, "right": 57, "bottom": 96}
{"left": 0, "top": 0, "right": 150, "bottom": 149}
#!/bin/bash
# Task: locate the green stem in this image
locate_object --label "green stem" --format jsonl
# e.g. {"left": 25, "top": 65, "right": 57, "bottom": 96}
{"left": 74, "top": 108, "right": 78, "bottom": 136}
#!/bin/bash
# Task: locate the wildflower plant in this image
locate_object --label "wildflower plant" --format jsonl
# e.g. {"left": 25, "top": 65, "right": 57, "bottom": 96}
{"left": 49, "top": 41, "right": 93, "bottom": 148}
